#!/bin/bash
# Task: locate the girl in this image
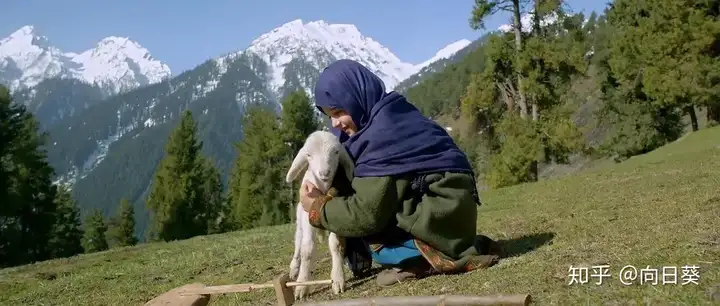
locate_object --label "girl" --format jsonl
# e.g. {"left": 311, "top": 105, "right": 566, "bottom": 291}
{"left": 300, "top": 59, "right": 501, "bottom": 287}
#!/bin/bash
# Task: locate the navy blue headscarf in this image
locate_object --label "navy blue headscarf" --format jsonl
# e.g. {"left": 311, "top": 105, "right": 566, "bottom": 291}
{"left": 314, "top": 59, "right": 474, "bottom": 177}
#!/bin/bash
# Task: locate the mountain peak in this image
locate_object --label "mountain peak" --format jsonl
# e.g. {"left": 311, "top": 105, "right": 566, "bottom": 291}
{"left": 252, "top": 19, "right": 368, "bottom": 49}
{"left": 242, "top": 19, "right": 415, "bottom": 93}
{"left": 0, "top": 26, "right": 170, "bottom": 93}
{"left": 69, "top": 35, "right": 171, "bottom": 93}
{"left": 96, "top": 36, "right": 135, "bottom": 49}
{"left": 88, "top": 36, "right": 157, "bottom": 62}
{"left": 11, "top": 25, "right": 37, "bottom": 37}
{"left": 1, "top": 25, "right": 48, "bottom": 48}
{"left": 281, "top": 18, "right": 304, "bottom": 28}
{"left": 100, "top": 36, "right": 131, "bottom": 43}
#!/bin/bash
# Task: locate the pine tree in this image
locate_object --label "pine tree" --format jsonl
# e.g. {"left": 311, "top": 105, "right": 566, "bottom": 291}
{"left": 279, "top": 90, "right": 321, "bottom": 221}
{"left": 107, "top": 199, "right": 138, "bottom": 247}
{"left": 280, "top": 90, "right": 322, "bottom": 152}
{"left": 146, "top": 110, "right": 209, "bottom": 241}
{"left": 82, "top": 209, "right": 108, "bottom": 253}
{"left": 47, "top": 186, "right": 84, "bottom": 258}
{"left": 199, "top": 157, "right": 226, "bottom": 234}
{"left": 227, "top": 104, "right": 291, "bottom": 229}
{"left": 0, "top": 85, "right": 59, "bottom": 267}
{"left": 583, "top": 11, "right": 598, "bottom": 34}
{"left": 470, "top": 0, "right": 532, "bottom": 119}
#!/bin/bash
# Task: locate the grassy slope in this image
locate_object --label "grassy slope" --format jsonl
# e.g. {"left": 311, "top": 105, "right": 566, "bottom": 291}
{"left": 1, "top": 127, "right": 719, "bottom": 306}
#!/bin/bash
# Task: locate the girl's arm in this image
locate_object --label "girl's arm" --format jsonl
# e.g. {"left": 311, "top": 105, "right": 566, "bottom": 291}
{"left": 307, "top": 175, "right": 410, "bottom": 237}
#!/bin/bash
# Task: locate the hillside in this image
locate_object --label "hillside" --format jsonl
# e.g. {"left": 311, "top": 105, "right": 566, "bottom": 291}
{"left": 1, "top": 125, "right": 718, "bottom": 305}
{"left": 11, "top": 78, "right": 107, "bottom": 129}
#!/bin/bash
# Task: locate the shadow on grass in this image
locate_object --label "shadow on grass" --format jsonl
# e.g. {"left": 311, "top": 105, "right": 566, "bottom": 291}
{"left": 497, "top": 232, "right": 555, "bottom": 258}
{"left": 306, "top": 267, "right": 382, "bottom": 299}
{"left": 346, "top": 267, "right": 384, "bottom": 289}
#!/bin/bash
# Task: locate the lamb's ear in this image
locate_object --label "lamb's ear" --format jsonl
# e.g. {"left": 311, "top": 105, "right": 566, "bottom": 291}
{"left": 338, "top": 148, "right": 355, "bottom": 182}
{"left": 286, "top": 148, "right": 309, "bottom": 183}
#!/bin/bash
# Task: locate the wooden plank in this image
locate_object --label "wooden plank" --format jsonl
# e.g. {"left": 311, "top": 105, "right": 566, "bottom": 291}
{"left": 144, "top": 283, "right": 211, "bottom": 306}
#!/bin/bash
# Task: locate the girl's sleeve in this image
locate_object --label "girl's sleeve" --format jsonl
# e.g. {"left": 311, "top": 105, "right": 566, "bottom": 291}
{"left": 307, "top": 175, "right": 409, "bottom": 237}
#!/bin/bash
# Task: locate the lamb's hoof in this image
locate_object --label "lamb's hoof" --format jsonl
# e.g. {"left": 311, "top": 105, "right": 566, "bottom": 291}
{"left": 331, "top": 269, "right": 345, "bottom": 294}
{"left": 294, "top": 285, "right": 309, "bottom": 300}
{"left": 331, "top": 280, "right": 345, "bottom": 295}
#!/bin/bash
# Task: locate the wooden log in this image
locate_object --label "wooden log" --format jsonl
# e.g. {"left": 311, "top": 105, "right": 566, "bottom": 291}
{"left": 144, "top": 283, "right": 211, "bottom": 306}
{"left": 294, "top": 294, "right": 532, "bottom": 306}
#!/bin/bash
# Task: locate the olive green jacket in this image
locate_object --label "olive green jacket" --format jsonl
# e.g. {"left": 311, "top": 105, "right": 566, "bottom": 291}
{"left": 307, "top": 168, "right": 497, "bottom": 273}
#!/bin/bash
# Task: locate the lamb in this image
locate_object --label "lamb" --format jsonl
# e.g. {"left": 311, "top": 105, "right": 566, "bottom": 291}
{"left": 285, "top": 130, "right": 355, "bottom": 299}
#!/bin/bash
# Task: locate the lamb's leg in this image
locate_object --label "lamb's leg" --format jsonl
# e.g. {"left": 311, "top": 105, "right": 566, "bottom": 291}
{"left": 294, "top": 215, "right": 317, "bottom": 300}
{"left": 288, "top": 205, "right": 303, "bottom": 280}
{"left": 328, "top": 232, "right": 346, "bottom": 295}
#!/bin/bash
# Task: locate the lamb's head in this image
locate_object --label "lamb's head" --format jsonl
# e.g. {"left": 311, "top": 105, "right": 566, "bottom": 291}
{"left": 285, "top": 131, "right": 354, "bottom": 190}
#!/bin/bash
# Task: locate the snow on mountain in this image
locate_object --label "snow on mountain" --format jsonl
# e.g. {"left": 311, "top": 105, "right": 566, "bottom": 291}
{"left": 220, "top": 19, "right": 419, "bottom": 95}
{"left": 3, "top": 21, "right": 469, "bottom": 101}
{"left": 66, "top": 36, "right": 171, "bottom": 93}
{"left": 413, "top": 39, "right": 472, "bottom": 72}
{"left": 0, "top": 25, "right": 171, "bottom": 93}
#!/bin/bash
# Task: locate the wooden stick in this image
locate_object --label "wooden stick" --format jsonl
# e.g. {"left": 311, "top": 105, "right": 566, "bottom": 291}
{"left": 179, "top": 279, "right": 333, "bottom": 296}
{"left": 294, "top": 294, "right": 532, "bottom": 306}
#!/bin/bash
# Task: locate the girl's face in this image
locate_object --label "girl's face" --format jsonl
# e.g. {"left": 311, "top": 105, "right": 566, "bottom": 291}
{"left": 322, "top": 107, "right": 358, "bottom": 136}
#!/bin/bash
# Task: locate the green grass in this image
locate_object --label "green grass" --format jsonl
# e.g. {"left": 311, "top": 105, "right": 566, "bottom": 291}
{"left": 2, "top": 127, "right": 719, "bottom": 306}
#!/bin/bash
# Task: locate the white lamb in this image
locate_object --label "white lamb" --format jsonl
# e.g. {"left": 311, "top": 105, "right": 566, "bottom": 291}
{"left": 285, "top": 130, "right": 355, "bottom": 299}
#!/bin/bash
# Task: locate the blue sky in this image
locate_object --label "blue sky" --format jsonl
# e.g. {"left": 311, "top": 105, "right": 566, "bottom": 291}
{"left": 1, "top": 0, "right": 608, "bottom": 75}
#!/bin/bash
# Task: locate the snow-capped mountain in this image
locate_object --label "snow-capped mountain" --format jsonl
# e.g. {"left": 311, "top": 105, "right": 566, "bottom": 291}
{"left": 0, "top": 25, "right": 171, "bottom": 94}
{"left": 228, "top": 19, "right": 418, "bottom": 96}
{"left": 413, "top": 39, "right": 472, "bottom": 72}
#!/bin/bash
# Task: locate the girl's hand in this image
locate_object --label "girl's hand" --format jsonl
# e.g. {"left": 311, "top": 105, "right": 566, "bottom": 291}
{"left": 299, "top": 181, "right": 324, "bottom": 212}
